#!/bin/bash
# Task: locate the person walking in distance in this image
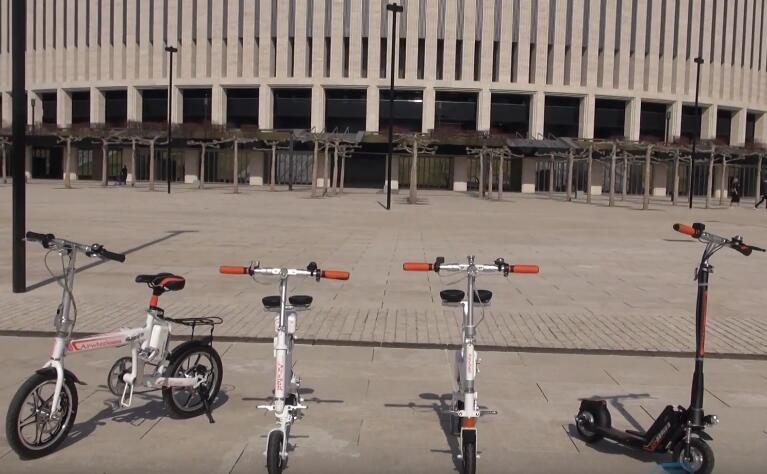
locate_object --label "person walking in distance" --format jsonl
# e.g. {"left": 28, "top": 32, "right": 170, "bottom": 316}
{"left": 730, "top": 177, "right": 741, "bottom": 206}
{"left": 756, "top": 179, "right": 767, "bottom": 209}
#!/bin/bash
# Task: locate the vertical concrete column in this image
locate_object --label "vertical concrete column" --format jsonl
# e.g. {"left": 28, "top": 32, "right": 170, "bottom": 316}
{"left": 57, "top": 90, "right": 72, "bottom": 127}
{"left": 713, "top": 164, "right": 727, "bottom": 199}
{"left": 259, "top": 85, "right": 274, "bottom": 129}
{"left": 211, "top": 85, "right": 225, "bottom": 126}
{"left": 310, "top": 85, "right": 324, "bottom": 131}
{"left": 755, "top": 113, "right": 767, "bottom": 145}
{"left": 701, "top": 104, "right": 717, "bottom": 140}
{"left": 249, "top": 151, "right": 265, "bottom": 185}
{"left": 669, "top": 101, "right": 682, "bottom": 141}
{"left": 453, "top": 156, "right": 468, "bottom": 192}
{"left": 127, "top": 86, "right": 142, "bottom": 123}
{"left": 171, "top": 87, "right": 183, "bottom": 125}
{"left": 90, "top": 88, "right": 105, "bottom": 125}
{"left": 28, "top": 92, "right": 41, "bottom": 126}
{"left": 652, "top": 163, "right": 668, "bottom": 196}
{"left": 366, "top": 86, "right": 379, "bottom": 132}
{"left": 184, "top": 149, "right": 199, "bottom": 184}
{"left": 25, "top": 146, "right": 32, "bottom": 181}
{"left": 625, "top": 97, "right": 641, "bottom": 141}
{"left": 1, "top": 92, "right": 12, "bottom": 127}
{"left": 521, "top": 158, "right": 537, "bottom": 193}
{"left": 580, "top": 94, "right": 595, "bottom": 139}
{"left": 477, "top": 89, "right": 491, "bottom": 132}
{"left": 730, "top": 108, "right": 747, "bottom": 146}
{"left": 530, "top": 91, "right": 545, "bottom": 139}
{"left": 422, "top": 87, "right": 436, "bottom": 132}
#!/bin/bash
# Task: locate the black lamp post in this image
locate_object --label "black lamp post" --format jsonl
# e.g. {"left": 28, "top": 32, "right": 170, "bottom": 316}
{"left": 165, "top": 46, "right": 178, "bottom": 194}
{"left": 385, "top": 2, "right": 403, "bottom": 211}
{"left": 689, "top": 56, "right": 704, "bottom": 209}
{"left": 12, "top": 0, "right": 27, "bottom": 293}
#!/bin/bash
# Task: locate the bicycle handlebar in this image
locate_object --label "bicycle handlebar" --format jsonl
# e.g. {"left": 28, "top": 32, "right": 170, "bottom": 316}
{"left": 219, "top": 263, "right": 350, "bottom": 280}
{"left": 403, "top": 262, "right": 433, "bottom": 271}
{"left": 403, "top": 258, "right": 539, "bottom": 275}
{"left": 26, "top": 231, "right": 126, "bottom": 262}
{"left": 508, "top": 264, "right": 540, "bottom": 274}
{"left": 320, "top": 270, "right": 350, "bottom": 280}
{"left": 673, "top": 223, "right": 765, "bottom": 256}
{"left": 219, "top": 265, "right": 250, "bottom": 275}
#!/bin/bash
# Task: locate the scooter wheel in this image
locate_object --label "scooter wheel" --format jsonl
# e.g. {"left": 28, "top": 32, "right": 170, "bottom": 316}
{"left": 267, "top": 430, "right": 285, "bottom": 474}
{"left": 672, "top": 437, "right": 714, "bottom": 474}
{"left": 461, "top": 440, "right": 476, "bottom": 474}
{"left": 575, "top": 408, "right": 609, "bottom": 443}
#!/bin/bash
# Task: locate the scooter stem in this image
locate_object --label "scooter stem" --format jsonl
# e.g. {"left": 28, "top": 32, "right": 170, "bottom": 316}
{"left": 689, "top": 259, "right": 710, "bottom": 427}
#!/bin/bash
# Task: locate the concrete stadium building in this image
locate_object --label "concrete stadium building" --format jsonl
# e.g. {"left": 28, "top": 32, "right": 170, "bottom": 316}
{"left": 1, "top": 0, "right": 767, "bottom": 197}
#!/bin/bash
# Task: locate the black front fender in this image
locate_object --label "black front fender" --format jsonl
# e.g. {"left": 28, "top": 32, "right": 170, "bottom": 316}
{"left": 693, "top": 429, "right": 713, "bottom": 441}
{"left": 461, "top": 428, "right": 477, "bottom": 444}
{"left": 35, "top": 367, "right": 84, "bottom": 385}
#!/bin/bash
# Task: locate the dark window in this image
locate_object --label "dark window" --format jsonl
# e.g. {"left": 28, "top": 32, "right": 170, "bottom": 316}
{"left": 379, "top": 89, "right": 423, "bottom": 133}
{"left": 680, "top": 105, "right": 702, "bottom": 143}
{"left": 226, "top": 88, "right": 259, "bottom": 127}
{"left": 361, "top": 37, "right": 369, "bottom": 78}
{"left": 399, "top": 38, "right": 407, "bottom": 78}
{"left": 417, "top": 38, "right": 425, "bottom": 80}
{"left": 325, "top": 89, "right": 367, "bottom": 132}
{"left": 41, "top": 93, "right": 57, "bottom": 125}
{"left": 380, "top": 38, "right": 388, "bottom": 78}
{"left": 71, "top": 91, "right": 91, "bottom": 125}
{"left": 594, "top": 99, "right": 627, "bottom": 139}
{"left": 640, "top": 101, "right": 669, "bottom": 142}
{"left": 182, "top": 89, "right": 213, "bottom": 124}
{"left": 745, "top": 113, "right": 757, "bottom": 145}
{"left": 435, "top": 91, "right": 477, "bottom": 131}
{"left": 104, "top": 90, "right": 128, "bottom": 126}
{"left": 715, "top": 109, "right": 732, "bottom": 145}
{"left": 490, "top": 93, "right": 530, "bottom": 136}
{"left": 142, "top": 89, "right": 168, "bottom": 124}
{"left": 436, "top": 39, "right": 444, "bottom": 80}
{"left": 543, "top": 96, "right": 580, "bottom": 138}
{"left": 455, "top": 40, "right": 463, "bottom": 80}
{"left": 273, "top": 88, "right": 312, "bottom": 130}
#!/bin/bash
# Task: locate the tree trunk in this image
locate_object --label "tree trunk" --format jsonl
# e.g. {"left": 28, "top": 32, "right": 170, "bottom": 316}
{"left": 478, "top": 152, "right": 485, "bottom": 199}
{"left": 311, "top": 140, "right": 319, "bottom": 197}
{"left": 323, "top": 144, "right": 330, "bottom": 196}
{"left": 609, "top": 146, "right": 616, "bottom": 207}
{"left": 673, "top": 152, "right": 680, "bottom": 205}
{"left": 757, "top": 155, "right": 763, "bottom": 201}
{"left": 642, "top": 146, "right": 652, "bottom": 210}
{"left": 621, "top": 154, "right": 628, "bottom": 201}
{"left": 487, "top": 157, "right": 494, "bottom": 197}
{"left": 232, "top": 140, "right": 239, "bottom": 194}
{"left": 705, "top": 149, "right": 714, "bottom": 209}
{"left": 1, "top": 143, "right": 7, "bottom": 184}
{"left": 548, "top": 154, "right": 554, "bottom": 198}
{"left": 332, "top": 143, "right": 340, "bottom": 196}
{"left": 64, "top": 139, "right": 72, "bottom": 189}
{"left": 101, "top": 143, "right": 108, "bottom": 186}
{"left": 199, "top": 144, "right": 206, "bottom": 189}
{"left": 270, "top": 144, "right": 277, "bottom": 191}
{"left": 149, "top": 141, "right": 156, "bottom": 191}
{"left": 718, "top": 157, "right": 726, "bottom": 206}
{"left": 566, "top": 150, "right": 574, "bottom": 201}
{"left": 497, "top": 155, "right": 503, "bottom": 201}
{"left": 409, "top": 144, "right": 418, "bottom": 204}
{"left": 586, "top": 145, "right": 593, "bottom": 204}
{"left": 130, "top": 139, "right": 136, "bottom": 187}
{"left": 340, "top": 154, "right": 346, "bottom": 194}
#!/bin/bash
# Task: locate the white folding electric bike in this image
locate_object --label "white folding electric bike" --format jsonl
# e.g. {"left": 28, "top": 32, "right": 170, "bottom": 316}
{"left": 6, "top": 232, "right": 223, "bottom": 459}
{"left": 404, "top": 256, "right": 539, "bottom": 474}
{"left": 220, "top": 261, "right": 350, "bottom": 474}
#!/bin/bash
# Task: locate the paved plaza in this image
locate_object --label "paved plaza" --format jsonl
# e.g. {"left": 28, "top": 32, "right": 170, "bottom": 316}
{"left": 1, "top": 182, "right": 767, "bottom": 355}
{"left": 0, "top": 336, "right": 766, "bottom": 473}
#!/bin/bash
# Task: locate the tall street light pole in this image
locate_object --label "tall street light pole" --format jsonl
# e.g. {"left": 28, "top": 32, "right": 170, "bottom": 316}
{"left": 165, "top": 46, "right": 178, "bottom": 194}
{"left": 386, "top": 2, "right": 403, "bottom": 211}
{"left": 689, "top": 57, "right": 704, "bottom": 209}
{"left": 12, "top": 0, "right": 27, "bottom": 293}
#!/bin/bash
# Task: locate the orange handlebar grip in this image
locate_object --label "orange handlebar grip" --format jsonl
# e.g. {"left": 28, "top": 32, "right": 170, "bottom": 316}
{"left": 219, "top": 265, "right": 249, "bottom": 275}
{"left": 673, "top": 223, "right": 699, "bottom": 237}
{"left": 403, "top": 262, "right": 433, "bottom": 271}
{"left": 321, "top": 270, "right": 350, "bottom": 280}
{"left": 509, "top": 264, "right": 540, "bottom": 274}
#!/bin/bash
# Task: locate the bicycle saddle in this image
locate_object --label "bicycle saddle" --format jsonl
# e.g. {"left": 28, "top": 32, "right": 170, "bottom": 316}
{"left": 262, "top": 295, "right": 314, "bottom": 310}
{"left": 135, "top": 273, "right": 186, "bottom": 292}
{"left": 439, "top": 289, "right": 493, "bottom": 304}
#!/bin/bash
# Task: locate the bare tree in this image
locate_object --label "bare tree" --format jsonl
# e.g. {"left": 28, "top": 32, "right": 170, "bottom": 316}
{"left": 335, "top": 143, "right": 360, "bottom": 195}
{"left": 188, "top": 140, "right": 222, "bottom": 189}
{"left": 608, "top": 143, "right": 617, "bottom": 207}
{"left": 56, "top": 134, "right": 84, "bottom": 189}
{"left": 466, "top": 145, "right": 489, "bottom": 199}
{"left": 90, "top": 131, "right": 125, "bottom": 187}
{"left": 672, "top": 150, "right": 681, "bottom": 206}
{"left": 396, "top": 133, "right": 436, "bottom": 204}
{"left": 642, "top": 145, "right": 654, "bottom": 210}
{"left": 0, "top": 137, "right": 10, "bottom": 184}
{"left": 705, "top": 146, "right": 715, "bottom": 209}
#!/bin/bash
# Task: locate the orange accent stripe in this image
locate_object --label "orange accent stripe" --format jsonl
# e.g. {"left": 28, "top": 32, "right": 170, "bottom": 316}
{"left": 462, "top": 417, "right": 477, "bottom": 428}
{"left": 150, "top": 295, "right": 159, "bottom": 307}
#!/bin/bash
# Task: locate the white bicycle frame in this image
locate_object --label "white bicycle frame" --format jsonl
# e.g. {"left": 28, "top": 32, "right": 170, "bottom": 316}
{"left": 42, "top": 243, "right": 206, "bottom": 419}
{"left": 254, "top": 267, "right": 311, "bottom": 462}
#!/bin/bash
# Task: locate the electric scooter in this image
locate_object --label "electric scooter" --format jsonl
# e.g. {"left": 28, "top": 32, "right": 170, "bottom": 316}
{"left": 575, "top": 223, "right": 764, "bottom": 474}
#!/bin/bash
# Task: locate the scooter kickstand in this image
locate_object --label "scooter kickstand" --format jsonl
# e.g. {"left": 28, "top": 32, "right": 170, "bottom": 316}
{"left": 197, "top": 385, "right": 215, "bottom": 423}
{"left": 120, "top": 382, "right": 134, "bottom": 408}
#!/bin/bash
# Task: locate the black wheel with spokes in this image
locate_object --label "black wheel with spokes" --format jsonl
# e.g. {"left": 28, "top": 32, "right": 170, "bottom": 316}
{"left": 5, "top": 371, "right": 79, "bottom": 459}
{"left": 107, "top": 356, "right": 133, "bottom": 397}
{"left": 462, "top": 440, "right": 476, "bottom": 474}
{"left": 267, "top": 430, "right": 285, "bottom": 474}
{"left": 162, "top": 344, "right": 222, "bottom": 419}
{"left": 672, "top": 437, "right": 715, "bottom": 474}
